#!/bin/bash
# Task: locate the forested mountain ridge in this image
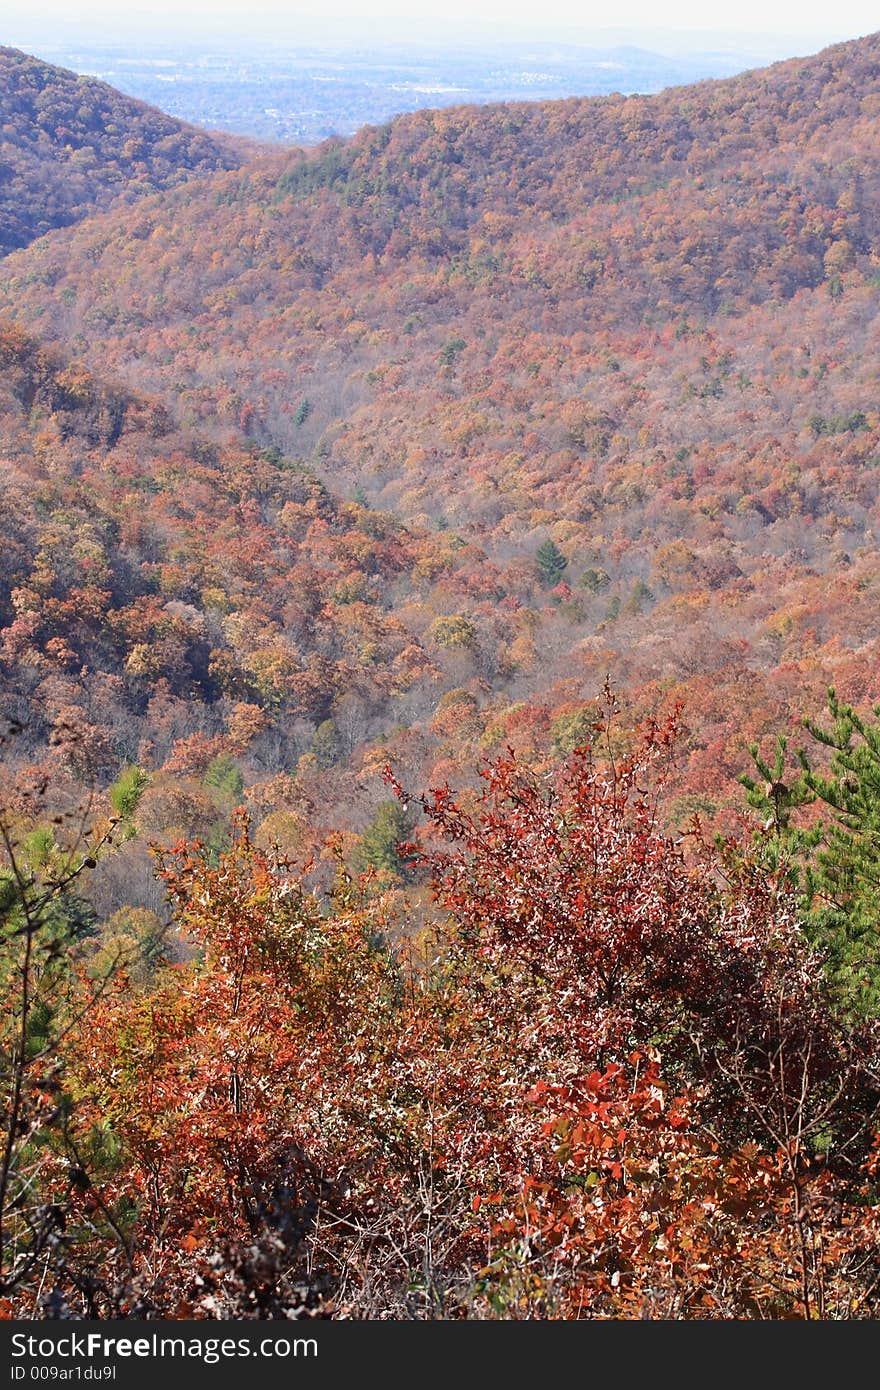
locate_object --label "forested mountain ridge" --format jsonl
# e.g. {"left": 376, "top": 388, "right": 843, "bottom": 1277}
{"left": 2, "top": 32, "right": 880, "bottom": 830}
{"left": 6, "top": 28, "right": 880, "bottom": 327}
{"left": 0, "top": 46, "right": 259, "bottom": 255}
{"left": 4, "top": 30, "right": 879, "bottom": 506}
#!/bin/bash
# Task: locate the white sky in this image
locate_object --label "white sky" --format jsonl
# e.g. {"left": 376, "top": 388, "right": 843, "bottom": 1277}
{"left": 2, "top": 0, "right": 877, "bottom": 43}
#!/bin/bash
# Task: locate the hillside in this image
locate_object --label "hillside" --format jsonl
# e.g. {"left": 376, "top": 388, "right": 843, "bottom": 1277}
{"left": 6, "top": 31, "right": 880, "bottom": 364}
{"left": 0, "top": 46, "right": 257, "bottom": 255}
{"left": 2, "top": 33, "right": 879, "bottom": 825}
{"left": 0, "top": 316, "right": 463, "bottom": 863}
{"left": 5, "top": 33, "right": 880, "bottom": 1325}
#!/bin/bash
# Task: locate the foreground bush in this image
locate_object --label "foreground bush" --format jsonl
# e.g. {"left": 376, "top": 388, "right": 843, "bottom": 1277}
{"left": 3, "top": 705, "right": 880, "bottom": 1317}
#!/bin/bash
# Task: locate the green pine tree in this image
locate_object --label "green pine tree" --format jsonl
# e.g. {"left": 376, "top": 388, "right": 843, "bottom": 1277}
{"left": 109, "top": 765, "right": 149, "bottom": 821}
{"left": 741, "top": 687, "right": 880, "bottom": 1016}
{"left": 354, "top": 800, "right": 414, "bottom": 878}
{"left": 204, "top": 753, "right": 244, "bottom": 802}
{"left": 536, "top": 538, "right": 568, "bottom": 587}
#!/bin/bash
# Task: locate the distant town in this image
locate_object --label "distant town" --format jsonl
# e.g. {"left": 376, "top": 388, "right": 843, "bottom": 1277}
{"left": 1, "top": 33, "right": 791, "bottom": 142}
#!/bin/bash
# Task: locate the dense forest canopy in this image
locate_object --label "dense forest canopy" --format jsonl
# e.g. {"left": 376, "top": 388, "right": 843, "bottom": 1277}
{"left": 3, "top": 33, "right": 880, "bottom": 837}
{"left": 2, "top": 31, "right": 880, "bottom": 1320}
{"left": 0, "top": 46, "right": 257, "bottom": 256}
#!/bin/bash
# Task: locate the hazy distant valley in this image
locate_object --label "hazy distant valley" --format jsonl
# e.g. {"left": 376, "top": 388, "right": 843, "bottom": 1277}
{"left": 4, "top": 33, "right": 790, "bottom": 143}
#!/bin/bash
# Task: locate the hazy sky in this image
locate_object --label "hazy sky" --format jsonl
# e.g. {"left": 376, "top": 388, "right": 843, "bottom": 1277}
{"left": 2, "top": 0, "right": 876, "bottom": 43}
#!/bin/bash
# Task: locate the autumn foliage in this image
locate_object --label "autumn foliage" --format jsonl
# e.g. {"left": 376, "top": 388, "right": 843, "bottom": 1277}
{"left": 0, "top": 46, "right": 253, "bottom": 255}
{"left": 4, "top": 704, "right": 879, "bottom": 1319}
{"left": 3, "top": 29, "right": 880, "bottom": 1320}
{"left": 5, "top": 35, "right": 880, "bottom": 864}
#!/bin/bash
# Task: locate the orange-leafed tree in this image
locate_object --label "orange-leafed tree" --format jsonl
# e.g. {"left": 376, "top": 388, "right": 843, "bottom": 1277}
{"left": 63, "top": 817, "right": 413, "bottom": 1314}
